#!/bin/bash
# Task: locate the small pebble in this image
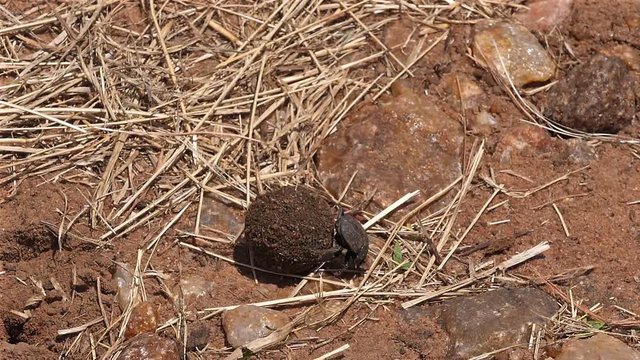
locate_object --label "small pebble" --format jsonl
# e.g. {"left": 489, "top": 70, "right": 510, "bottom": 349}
{"left": 222, "top": 305, "right": 290, "bottom": 348}
{"left": 186, "top": 322, "right": 211, "bottom": 351}
{"left": 442, "top": 73, "right": 485, "bottom": 110}
{"left": 113, "top": 262, "right": 139, "bottom": 311}
{"left": 117, "top": 333, "right": 179, "bottom": 360}
{"left": 473, "top": 20, "right": 555, "bottom": 87}
{"left": 516, "top": 0, "right": 573, "bottom": 32}
{"left": 124, "top": 301, "right": 159, "bottom": 340}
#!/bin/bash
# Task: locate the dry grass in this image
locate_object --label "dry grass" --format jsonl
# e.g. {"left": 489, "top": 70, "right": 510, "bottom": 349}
{"left": 1, "top": 0, "right": 639, "bottom": 359}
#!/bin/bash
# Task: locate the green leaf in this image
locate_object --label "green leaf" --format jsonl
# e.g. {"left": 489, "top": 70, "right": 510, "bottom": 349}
{"left": 586, "top": 319, "right": 605, "bottom": 330}
{"left": 392, "top": 242, "right": 403, "bottom": 264}
{"left": 392, "top": 242, "right": 412, "bottom": 271}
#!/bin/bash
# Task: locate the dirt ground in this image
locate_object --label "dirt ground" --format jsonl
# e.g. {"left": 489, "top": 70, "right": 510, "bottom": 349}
{"left": 1, "top": 0, "right": 640, "bottom": 359}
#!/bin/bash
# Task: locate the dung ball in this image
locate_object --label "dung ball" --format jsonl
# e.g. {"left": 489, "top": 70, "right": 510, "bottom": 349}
{"left": 244, "top": 186, "right": 335, "bottom": 274}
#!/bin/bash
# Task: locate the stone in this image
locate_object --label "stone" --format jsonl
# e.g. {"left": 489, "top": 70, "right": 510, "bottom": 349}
{"left": 113, "top": 262, "right": 139, "bottom": 311}
{"left": 545, "top": 54, "right": 635, "bottom": 133}
{"left": 442, "top": 73, "right": 485, "bottom": 111}
{"left": 496, "top": 124, "right": 555, "bottom": 163}
{"left": 304, "top": 301, "right": 343, "bottom": 329}
{"left": 243, "top": 187, "right": 335, "bottom": 274}
{"left": 317, "top": 80, "right": 462, "bottom": 216}
{"left": 473, "top": 20, "right": 555, "bottom": 87}
{"left": 397, "top": 308, "right": 450, "bottom": 359}
{"left": 601, "top": 45, "right": 640, "bottom": 72}
{"left": 562, "top": 139, "right": 598, "bottom": 166}
{"left": 383, "top": 18, "right": 421, "bottom": 65}
{"left": 469, "top": 110, "right": 498, "bottom": 136}
{"left": 186, "top": 322, "right": 211, "bottom": 351}
{"left": 176, "top": 275, "right": 214, "bottom": 300}
{"left": 555, "top": 333, "right": 640, "bottom": 360}
{"left": 200, "top": 196, "right": 244, "bottom": 236}
{"left": 516, "top": 0, "right": 573, "bottom": 32}
{"left": 117, "top": 333, "right": 180, "bottom": 360}
{"left": 438, "top": 287, "right": 558, "bottom": 359}
{"left": 124, "top": 301, "right": 159, "bottom": 340}
{"left": 222, "top": 305, "right": 290, "bottom": 348}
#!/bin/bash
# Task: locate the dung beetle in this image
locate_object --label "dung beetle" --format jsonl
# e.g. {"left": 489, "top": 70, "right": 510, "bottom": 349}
{"left": 334, "top": 207, "right": 369, "bottom": 268}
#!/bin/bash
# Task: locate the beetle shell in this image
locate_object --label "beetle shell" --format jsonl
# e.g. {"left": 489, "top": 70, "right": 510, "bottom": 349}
{"left": 335, "top": 211, "right": 369, "bottom": 268}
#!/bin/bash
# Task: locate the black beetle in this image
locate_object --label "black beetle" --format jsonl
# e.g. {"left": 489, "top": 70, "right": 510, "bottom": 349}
{"left": 334, "top": 208, "right": 369, "bottom": 268}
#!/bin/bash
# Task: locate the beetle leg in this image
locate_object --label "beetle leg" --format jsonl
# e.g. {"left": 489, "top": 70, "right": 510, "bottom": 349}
{"left": 318, "top": 244, "right": 344, "bottom": 262}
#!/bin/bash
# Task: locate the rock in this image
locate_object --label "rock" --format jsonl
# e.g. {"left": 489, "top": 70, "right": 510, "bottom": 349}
{"left": 304, "top": 301, "right": 343, "bottom": 329}
{"left": 113, "top": 262, "right": 139, "bottom": 311}
{"left": 383, "top": 19, "right": 421, "bottom": 65}
{"left": 186, "top": 322, "right": 211, "bottom": 351}
{"left": 222, "top": 305, "right": 290, "bottom": 348}
{"left": 397, "top": 308, "right": 450, "bottom": 359}
{"left": 545, "top": 54, "right": 635, "bottom": 133}
{"left": 601, "top": 45, "right": 640, "bottom": 72}
{"left": 200, "top": 196, "right": 244, "bottom": 236}
{"left": 469, "top": 110, "right": 498, "bottom": 136}
{"left": 442, "top": 73, "right": 485, "bottom": 111}
{"left": 317, "top": 80, "right": 462, "bottom": 216}
{"left": 562, "top": 139, "right": 598, "bottom": 166}
{"left": 243, "top": 186, "right": 335, "bottom": 274}
{"left": 555, "top": 333, "right": 640, "bottom": 360}
{"left": 496, "top": 124, "right": 555, "bottom": 163}
{"left": 516, "top": 0, "right": 573, "bottom": 32}
{"left": 438, "top": 287, "right": 558, "bottom": 359}
{"left": 176, "top": 275, "right": 214, "bottom": 301}
{"left": 124, "top": 301, "right": 159, "bottom": 340}
{"left": 473, "top": 20, "right": 555, "bottom": 87}
{"left": 117, "top": 333, "right": 180, "bottom": 360}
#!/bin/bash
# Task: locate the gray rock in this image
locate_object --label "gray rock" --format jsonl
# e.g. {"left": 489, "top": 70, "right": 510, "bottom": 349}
{"left": 545, "top": 54, "right": 635, "bottom": 134}
{"left": 555, "top": 333, "right": 640, "bottom": 360}
{"left": 222, "top": 305, "right": 290, "bottom": 348}
{"left": 438, "top": 287, "right": 558, "bottom": 359}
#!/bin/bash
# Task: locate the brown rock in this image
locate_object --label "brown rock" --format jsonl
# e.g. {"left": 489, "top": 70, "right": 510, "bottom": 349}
{"left": 516, "top": 0, "right": 573, "bottom": 32}
{"left": 441, "top": 73, "right": 485, "bottom": 111}
{"left": 317, "top": 80, "right": 462, "bottom": 215}
{"left": 555, "top": 333, "right": 640, "bottom": 360}
{"left": 117, "top": 333, "right": 180, "bottom": 360}
{"left": 222, "top": 305, "right": 290, "bottom": 348}
{"left": 601, "top": 45, "right": 640, "bottom": 72}
{"left": 545, "top": 54, "right": 635, "bottom": 133}
{"left": 124, "top": 301, "right": 159, "bottom": 340}
{"left": 496, "top": 124, "right": 555, "bottom": 162}
{"left": 473, "top": 20, "right": 556, "bottom": 87}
